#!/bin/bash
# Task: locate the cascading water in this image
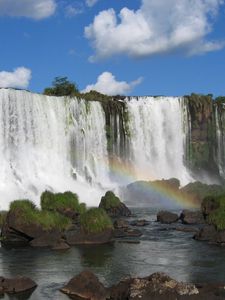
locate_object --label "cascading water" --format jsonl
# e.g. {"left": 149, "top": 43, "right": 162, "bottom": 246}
{"left": 0, "top": 89, "right": 113, "bottom": 210}
{"left": 125, "top": 97, "right": 192, "bottom": 184}
{"left": 215, "top": 104, "right": 225, "bottom": 178}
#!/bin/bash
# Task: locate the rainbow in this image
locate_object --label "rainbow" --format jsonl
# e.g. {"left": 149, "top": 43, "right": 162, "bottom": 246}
{"left": 108, "top": 158, "right": 199, "bottom": 209}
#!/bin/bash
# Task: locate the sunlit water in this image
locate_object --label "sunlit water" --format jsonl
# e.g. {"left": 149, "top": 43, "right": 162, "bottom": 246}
{"left": 1, "top": 208, "right": 225, "bottom": 300}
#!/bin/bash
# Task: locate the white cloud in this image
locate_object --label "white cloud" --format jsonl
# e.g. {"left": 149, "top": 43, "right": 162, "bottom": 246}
{"left": 65, "top": 4, "right": 83, "bottom": 17}
{"left": 82, "top": 72, "right": 143, "bottom": 95}
{"left": 86, "top": 0, "right": 99, "bottom": 7}
{"left": 0, "top": 0, "right": 56, "bottom": 20}
{"left": 0, "top": 67, "right": 32, "bottom": 89}
{"left": 85, "top": 0, "right": 224, "bottom": 60}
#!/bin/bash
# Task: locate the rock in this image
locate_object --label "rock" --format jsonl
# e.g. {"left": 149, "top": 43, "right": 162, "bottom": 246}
{"left": 60, "top": 270, "right": 108, "bottom": 300}
{"left": 114, "top": 219, "right": 129, "bottom": 229}
{"left": 130, "top": 219, "right": 150, "bottom": 227}
{"left": 99, "top": 191, "right": 131, "bottom": 218}
{"left": 180, "top": 210, "right": 205, "bottom": 225}
{"left": 194, "top": 225, "right": 217, "bottom": 241}
{"left": 175, "top": 226, "right": 200, "bottom": 233}
{"left": 52, "top": 240, "right": 70, "bottom": 250}
{"left": 1, "top": 210, "right": 45, "bottom": 245}
{"left": 201, "top": 196, "right": 220, "bottom": 217}
{"left": 113, "top": 228, "right": 142, "bottom": 238}
{"left": 65, "top": 228, "right": 113, "bottom": 245}
{"left": 157, "top": 211, "right": 179, "bottom": 224}
{"left": 0, "top": 276, "right": 37, "bottom": 294}
{"left": 29, "top": 230, "right": 62, "bottom": 248}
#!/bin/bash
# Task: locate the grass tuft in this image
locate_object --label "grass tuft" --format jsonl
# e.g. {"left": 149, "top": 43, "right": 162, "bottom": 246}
{"left": 80, "top": 208, "right": 113, "bottom": 234}
{"left": 100, "top": 191, "right": 121, "bottom": 210}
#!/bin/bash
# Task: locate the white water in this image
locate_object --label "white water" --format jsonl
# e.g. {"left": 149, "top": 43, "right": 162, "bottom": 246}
{"left": 0, "top": 90, "right": 195, "bottom": 209}
{"left": 0, "top": 89, "right": 113, "bottom": 210}
{"left": 215, "top": 105, "right": 225, "bottom": 178}
{"left": 126, "top": 97, "right": 192, "bottom": 184}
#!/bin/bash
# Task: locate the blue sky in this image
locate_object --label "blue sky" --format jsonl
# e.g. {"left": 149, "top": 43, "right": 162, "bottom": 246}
{"left": 0, "top": 0, "right": 225, "bottom": 96}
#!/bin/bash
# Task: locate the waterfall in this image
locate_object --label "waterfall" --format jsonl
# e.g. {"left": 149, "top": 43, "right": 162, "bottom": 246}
{"left": 215, "top": 104, "right": 225, "bottom": 178}
{"left": 0, "top": 89, "right": 113, "bottom": 210}
{"left": 125, "top": 97, "right": 192, "bottom": 184}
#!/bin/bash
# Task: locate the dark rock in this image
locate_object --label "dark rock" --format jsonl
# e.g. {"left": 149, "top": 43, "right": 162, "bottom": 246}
{"left": 130, "top": 219, "right": 150, "bottom": 227}
{"left": 175, "top": 226, "right": 200, "bottom": 233}
{"left": 109, "top": 277, "right": 132, "bottom": 300}
{"left": 201, "top": 196, "right": 220, "bottom": 217}
{"left": 194, "top": 225, "right": 217, "bottom": 241}
{"left": 180, "top": 210, "right": 205, "bottom": 225}
{"left": 114, "top": 219, "right": 129, "bottom": 229}
{"left": 113, "top": 228, "right": 142, "bottom": 238}
{"left": 0, "top": 276, "right": 37, "bottom": 294}
{"left": 157, "top": 211, "right": 179, "bottom": 224}
{"left": 57, "top": 208, "right": 79, "bottom": 221}
{"left": 60, "top": 270, "right": 108, "bottom": 300}
{"left": 65, "top": 228, "right": 113, "bottom": 245}
{"left": 99, "top": 191, "right": 131, "bottom": 218}
{"left": 1, "top": 210, "right": 45, "bottom": 245}
{"left": 29, "top": 231, "right": 62, "bottom": 248}
{"left": 52, "top": 241, "right": 70, "bottom": 250}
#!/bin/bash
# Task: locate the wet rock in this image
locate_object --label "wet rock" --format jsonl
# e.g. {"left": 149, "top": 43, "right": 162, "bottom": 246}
{"left": 180, "top": 210, "right": 205, "bottom": 225}
{"left": 0, "top": 276, "right": 37, "bottom": 294}
{"left": 175, "top": 226, "right": 200, "bottom": 233}
{"left": 52, "top": 240, "right": 70, "bottom": 250}
{"left": 114, "top": 219, "right": 129, "bottom": 229}
{"left": 113, "top": 228, "right": 142, "bottom": 238}
{"left": 61, "top": 270, "right": 108, "bottom": 300}
{"left": 99, "top": 191, "right": 131, "bottom": 218}
{"left": 29, "top": 230, "right": 62, "bottom": 248}
{"left": 157, "top": 211, "right": 179, "bottom": 224}
{"left": 65, "top": 228, "right": 113, "bottom": 245}
{"left": 130, "top": 219, "right": 150, "bottom": 227}
{"left": 194, "top": 225, "right": 217, "bottom": 241}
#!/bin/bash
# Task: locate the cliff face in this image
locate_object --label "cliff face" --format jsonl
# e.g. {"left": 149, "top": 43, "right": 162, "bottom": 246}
{"left": 184, "top": 94, "right": 218, "bottom": 177}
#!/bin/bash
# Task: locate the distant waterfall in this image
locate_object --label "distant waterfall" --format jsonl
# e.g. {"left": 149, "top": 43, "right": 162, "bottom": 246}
{"left": 1, "top": 89, "right": 224, "bottom": 209}
{"left": 125, "top": 97, "right": 192, "bottom": 184}
{"left": 215, "top": 104, "right": 225, "bottom": 178}
{"left": 0, "top": 89, "right": 113, "bottom": 209}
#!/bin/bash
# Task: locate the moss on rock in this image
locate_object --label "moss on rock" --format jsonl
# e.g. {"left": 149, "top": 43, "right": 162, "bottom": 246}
{"left": 40, "top": 191, "right": 86, "bottom": 214}
{"left": 80, "top": 208, "right": 113, "bottom": 234}
{"left": 99, "top": 191, "right": 121, "bottom": 210}
{"left": 10, "top": 200, "right": 71, "bottom": 231}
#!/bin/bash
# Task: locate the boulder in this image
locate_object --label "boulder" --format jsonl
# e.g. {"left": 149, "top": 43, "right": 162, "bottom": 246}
{"left": 60, "top": 270, "right": 108, "bottom": 300}
{"left": 1, "top": 210, "right": 45, "bottom": 245}
{"left": 65, "top": 228, "right": 113, "bottom": 245}
{"left": 201, "top": 196, "right": 220, "bottom": 217}
{"left": 194, "top": 225, "right": 217, "bottom": 241}
{"left": 99, "top": 191, "right": 131, "bottom": 218}
{"left": 114, "top": 219, "right": 129, "bottom": 229}
{"left": 130, "top": 219, "right": 150, "bottom": 227}
{"left": 180, "top": 210, "right": 205, "bottom": 225}
{"left": 29, "top": 231, "right": 62, "bottom": 248}
{"left": 157, "top": 211, "right": 179, "bottom": 224}
{"left": 0, "top": 276, "right": 37, "bottom": 294}
{"left": 52, "top": 241, "right": 70, "bottom": 250}
{"left": 113, "top": 228, "right": 142, "bottom": 238}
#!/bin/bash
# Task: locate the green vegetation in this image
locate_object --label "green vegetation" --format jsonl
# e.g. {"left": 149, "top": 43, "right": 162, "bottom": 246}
{"left": 0, "top": 211, "right": 7, "bottom": 228}
{"left": 100, "top": 191, "right": 121, "bottom": 210}
{"left": 80, "top": 208, "right": 113, "bottom": 234}
{"left": 41, "top": 191, "right": 86, "bottom": 214}
{"left": 181, "top": 182, "right": 225, "bottom": 201}
{"left": 43, "top": 77, "right": 79, "bottom": 97}
{"left": 10, "top": 200, "right": 71, "bottom": 230}
{"left": 204, "top": 195, "right": 225, "bottom": 230}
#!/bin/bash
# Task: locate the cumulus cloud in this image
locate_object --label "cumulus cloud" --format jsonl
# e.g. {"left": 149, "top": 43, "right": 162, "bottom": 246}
{"left": 0, "top": 0, "right": 56, "bottom": 20}
{"left": 85, "top": 0, "right": 224, "bottom": 60}
{"left": 86, "top": 0, "right": 99, "bottom": 7}
{"left": 0, "top": 67, "right": 32, "bottom": 89}
{"left": 65, "top": 4, "right": 83, "bottom": 17}
{"left": 82, "top": 72, "right": 143, "bottom": 95}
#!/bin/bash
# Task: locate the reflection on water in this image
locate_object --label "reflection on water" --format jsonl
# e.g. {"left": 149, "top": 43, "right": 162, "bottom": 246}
{"left": 1, "top": 208, "right": 225, "bottom": 299}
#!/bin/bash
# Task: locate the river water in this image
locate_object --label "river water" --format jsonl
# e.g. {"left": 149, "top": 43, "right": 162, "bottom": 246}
{"left": 1, "top": 208, "right": 225, "bottom": 300}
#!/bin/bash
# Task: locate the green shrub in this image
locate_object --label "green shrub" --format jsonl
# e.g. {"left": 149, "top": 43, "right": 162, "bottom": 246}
{"left": 10, "top": 199, "right": 71, "bottom": 230}
{"left": 80, "top": 208, "right": 113, "bottom": 234}
{"left": 100, "top": 191, "right": 121, "bottom": 210}
{"left": 0, "top": 211, "right": 7, "bottom": 228}
{"left": 41, "top": 190, "right": 86, "bottom": 214}
{"left": 205, "top": 195, "right": 225, "bottom": 230}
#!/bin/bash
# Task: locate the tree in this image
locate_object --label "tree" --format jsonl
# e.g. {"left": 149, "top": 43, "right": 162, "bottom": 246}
{"left": 43, "top": 76, "right": 79, "bottom": 96}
